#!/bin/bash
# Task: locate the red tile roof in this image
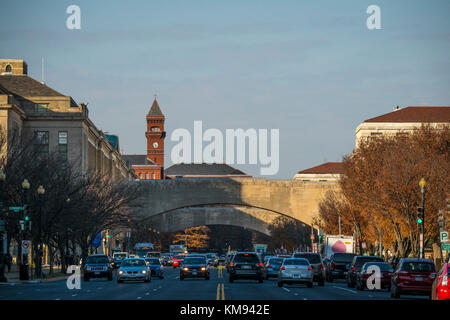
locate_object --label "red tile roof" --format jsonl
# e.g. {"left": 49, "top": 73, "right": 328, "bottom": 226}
{"left": 297, "top": 162, "right": 343, "bottom": 174}
{"left": 364, "top": 106, "right": 450, "bottom": 123}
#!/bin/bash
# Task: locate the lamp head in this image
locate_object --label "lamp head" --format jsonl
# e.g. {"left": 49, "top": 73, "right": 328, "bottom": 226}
{"left": 37, "top": 185, "right": 45, "bottom": 195}
{"left": 419, "top": 178, "right": 427, "bottom": 189}
{"left": 22, "top": 179, "right": 30, "bottom": 190}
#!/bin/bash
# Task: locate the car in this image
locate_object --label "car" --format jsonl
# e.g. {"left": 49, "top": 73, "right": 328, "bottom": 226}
{"left": 326, "top": 253, "right": 357, "bottom": 282}
{"left": 146, "top": 251, "right": 161, "bottom": 259}
{"left": 117, "top": 258, "right": 151, "bottom": 283}
{"left": 205, "top": 253, "right": 219, "bottom": 267}
{"left": 292, "top": 252, "right": 325, "bottom": 286}
{"left": 431, "top": 263, "right": 449, "bottom": 300}
{"left": 83, "top": 254, "right": 113, "bottom": 282}
{"left": 356, "top": 261, "right": 393, "bottom": 291}
{"left": 161, "top": 255, "right": 173, "bottom": 266}
{"left": 112, "top": 252, "right": 128, "bottom": 269}
{"left": 264, "top": 257, "right": 284, "bottom": 279}
{"left": 347, "top": 256, "right": 384, "bottom": 288}
{"left": 228, "top": 252, "right": 264, "bottom": 283}
{"left": 263, "top": 255, "right": 275, "bottom": 264}
{"left": 172, "top": 254, "right": 187, "bottom": 268}
{"left": 145, "top": 257, "right": 165, "bottom": 279}
{"left": 277, "top": 258, "right": 313, "bottom": 288}
{"left": 128, "top": 254, "right": 137, "bottom": 258}
{"left": 218, "top": 255, "right": 226, "bottom": 264}
{"left": 180, "top": 256, "right": 210, "bottom": 280}
{"left": 390, "top": 258, "right": 436, "bottom": 299}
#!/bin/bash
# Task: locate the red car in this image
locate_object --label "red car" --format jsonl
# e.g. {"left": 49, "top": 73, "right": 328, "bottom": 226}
{"left": 391, "top": 258, "right": 436, "bottom": 299}
{"left": 356, "top": 262, "right": 393, "bottom": 291}
{"left": 431, "top": 263, "right": 449, "bottom": 300}
{"left": 172, "top": 254, "right": 187, "bottom": 268}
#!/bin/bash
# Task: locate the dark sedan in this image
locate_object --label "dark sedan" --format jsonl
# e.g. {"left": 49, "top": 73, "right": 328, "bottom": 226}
{"left": 180, "top": 257, "right": 210, "bottom": 280}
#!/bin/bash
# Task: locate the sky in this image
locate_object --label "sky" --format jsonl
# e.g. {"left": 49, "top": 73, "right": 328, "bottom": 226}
{"left": 1, "top": 0, "right": 449, "bottom": 178}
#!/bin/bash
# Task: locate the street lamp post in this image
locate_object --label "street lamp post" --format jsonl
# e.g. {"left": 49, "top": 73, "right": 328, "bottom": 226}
{"left": 37, "top": 185, "right": 45, "bottom": 278}
{"left": 0, "top": 170, "right": 7, "bottom": 282}
{"left": 20, "top": 179, "right": 30, "bottom": 280}
{"left": 418, "top": 178, "right": 427, "bottom": 259}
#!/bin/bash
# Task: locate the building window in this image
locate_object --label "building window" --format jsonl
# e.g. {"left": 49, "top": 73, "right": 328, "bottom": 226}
{"left": 35, "top": 131, "right": 49, "bottom": 154}
{"left": 151, "top": 126, "right": 160, "bottom": 132}
{"left": 34, "top": 103, "right": 49, "bottom": 113}
{"left": 145, "top": 173, "right": 149, "bottom": 179}
{"left": 152, "top": 173, "right": 156, "bottom": 179}
{"left": 370, "top": 132, "right": 382, "bottom": 136}
{"left": 5, "top": 65, "right": 12, "bottom": 73}
{"left": 58, "top": 132, "right": 68, "bottom": 160}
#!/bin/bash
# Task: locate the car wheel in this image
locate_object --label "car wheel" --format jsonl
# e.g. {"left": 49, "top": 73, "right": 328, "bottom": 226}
{"left": 229, "top": 276, "right": 234, "bottom": 283}
{"left": 307, "top": 282, "right": 313, "bottom": 288}
{"left": 277, "top": 281, "right": 283, "bottom": 287}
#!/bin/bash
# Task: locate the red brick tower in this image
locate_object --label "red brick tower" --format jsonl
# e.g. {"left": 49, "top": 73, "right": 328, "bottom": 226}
{"left": 145, "top": 97, "right": 165, "bottom": 167}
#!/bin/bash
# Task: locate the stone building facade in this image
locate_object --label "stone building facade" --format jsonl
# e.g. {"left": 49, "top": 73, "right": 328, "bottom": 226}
{"left": 0, "top": 59, "right": 135, "bottom": 180}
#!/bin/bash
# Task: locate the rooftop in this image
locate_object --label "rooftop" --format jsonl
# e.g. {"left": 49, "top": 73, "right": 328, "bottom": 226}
{"left": 0, "top": 74, "right": 65, "bottom": 97}
{"left": 122, "top": 154, "right": 159, "bottom": 166}
{"left": 363, "top": 106, "right": 450, "bottom": 123}
{"left": 165, "top": 163, "right": 250, "bottom": 177}
{"left": 147, "top": 98, "right": 164, "bottom": 117}
{"left": 297, "top": 162, "right": 343, "bottom": 174}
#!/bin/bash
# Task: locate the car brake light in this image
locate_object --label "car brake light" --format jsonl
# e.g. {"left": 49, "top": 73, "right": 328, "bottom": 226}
{"left": 267, "top": 265, "right": 272, "bottom": 269}
{"left": 258, "top": 262, "right": 263, "bottom": 267}
{"left": 352, "top": 266, "right": 357, "bottom": 273}
{"left": 281, "top": 266, "right": 285, "bottom": 270}
{"left": 320, "top": 264, "right": 323, "bottom": 270}
{"left": 230, "top": 262, "right": 235, "bottom": 267}
{"left": 308, "top": 266, "right": 312, "bottom": 271}
{"left": 330, "top": 262, "right": 335, "bottom": 270}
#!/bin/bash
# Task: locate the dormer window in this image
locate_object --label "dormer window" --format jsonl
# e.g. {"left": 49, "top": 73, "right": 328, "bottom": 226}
{"left": 5, "top": 65, "right": 12, "bottom": 73}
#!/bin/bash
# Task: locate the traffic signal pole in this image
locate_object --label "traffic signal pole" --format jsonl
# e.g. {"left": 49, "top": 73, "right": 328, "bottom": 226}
{"left": 420, "top": 185, "right": 425, "bottom": 259}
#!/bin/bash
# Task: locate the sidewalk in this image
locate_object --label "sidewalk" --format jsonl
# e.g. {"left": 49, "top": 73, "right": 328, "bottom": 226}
{"left": 1, "top": 265, "right": 69, "bottom": 285}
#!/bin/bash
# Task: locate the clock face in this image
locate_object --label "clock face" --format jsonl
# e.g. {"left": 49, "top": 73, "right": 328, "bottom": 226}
{"left": 153, "top": 142, "right": 159, "bottom": 148}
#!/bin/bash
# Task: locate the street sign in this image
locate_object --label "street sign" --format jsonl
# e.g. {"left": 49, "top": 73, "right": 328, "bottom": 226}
{"left": 441, "top": 231, "right": 449, "bottom": 243}
{"left": 9, "top": 206, "right": 24, "bottom": 212}
{"left": 310, "top": 234, "right": 315, "bottom": 240}
{"left": 442, "top": 242, "right": 450, "bottom": 251}
{"left": 21, "top": 240, "right": 31, "bottom": 254}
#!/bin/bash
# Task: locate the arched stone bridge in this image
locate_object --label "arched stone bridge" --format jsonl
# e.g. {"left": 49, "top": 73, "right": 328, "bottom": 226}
{"left": 132, "top": 178, "right": 338, "bottom": 236}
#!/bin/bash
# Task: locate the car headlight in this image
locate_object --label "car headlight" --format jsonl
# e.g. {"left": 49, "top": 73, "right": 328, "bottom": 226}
{"left": 118, "top": 270, "right": 124, "bottom": 275}
{"left": 201, "top": 267, "right": 206, "bottom": 271}
{"left": 141, "top": 270, "right": 147, "bottom": 274}
{"left": 183, "top": 267, "right": 189, "bottom": 271}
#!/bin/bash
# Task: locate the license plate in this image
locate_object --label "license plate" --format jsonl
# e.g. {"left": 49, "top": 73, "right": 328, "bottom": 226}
{"left": 242, "top": 265, "right": 251, "bottom": 269}
{"left": 415, "top": 277, "right": 423, "bottom": 281}
{"left": 94, "top": 272, "right": 100, "bottom": 275}
{"left": 192, "top": 272, "right": 197, "bottom": 275}
{"left": 293, "top": 274, "right": 300, "bottom": 278}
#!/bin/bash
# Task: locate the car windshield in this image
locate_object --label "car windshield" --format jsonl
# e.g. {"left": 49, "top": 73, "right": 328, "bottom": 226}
{"left": 355, "top": 257, "right": 384, "bottom": 267}
{"left": 113, "top": 254, "right": 126, "bottom": 260}
{"left": 268, "top": 258, "right": 284, "bottom": 265}
{"left": 333, "top": 253, "right": 356, "bottom": 263}
{"left": 145, "top": 259, "right": 160, "bottom": 265}
{"left": 363, "top": 262, "right": 393, "bottom": 272}
{"left": 86, "top": 256, "right": 109, "bottom": 264}
{"left": 233, "top": 254, "right": 259, "bottom": 263}
{"left": 293, "top": 253, "right": 321, "bottom": 264}
{"left": 401, "top": 262, "right": 435, "bottom": 272}
{"left": 183, "top": 258, "right": 206, "bottom": 264}
{"left": 284, "top": 259, "right": 308, "bottom": 266}
{"left": 206, "top": 254, "right": 216, "bottom": 258}
{"left": 121, "top": 259, "right": 146, "bottom": 267}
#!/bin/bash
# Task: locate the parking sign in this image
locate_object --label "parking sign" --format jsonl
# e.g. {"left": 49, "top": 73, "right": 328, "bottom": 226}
{"left": 440, "top": 231, "right": 448, "bottom": 243}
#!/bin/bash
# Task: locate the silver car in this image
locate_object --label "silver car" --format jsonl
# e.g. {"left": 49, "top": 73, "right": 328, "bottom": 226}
{"left": 117, "top": 258, "right": 151, "bottom": 283}
{"left": 278, "top": 258, "right": 313, "bottom": 288}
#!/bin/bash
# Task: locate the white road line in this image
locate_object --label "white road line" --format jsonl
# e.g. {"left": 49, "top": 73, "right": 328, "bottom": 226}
{"left": 333, "top": 286, "right": 357, "bottom": 294}
{"left": 175, "top": 276, "right": 179, "bottom": 279}
{"left": 303, "top": 298, "right": 308, "bottom": 300}
{"left": 282, "top": 287, "right": 291, "bottom": 293}
{"left": 145, "top": 293, "right": 150, "bottom": 295}
{"left": 72, "top": 294, "right": 77, "bottom": 297}
{"left": 294, "top": 293, "right": 298, "bottom": 296}
{"left": 153, "top": 289, "right": 157, "bottom": 291}
{"left": 55, "top": 298, "right": 61, "bottom": 300}
{"left": 137, "top": 297, "right": 142, "bottom": 299}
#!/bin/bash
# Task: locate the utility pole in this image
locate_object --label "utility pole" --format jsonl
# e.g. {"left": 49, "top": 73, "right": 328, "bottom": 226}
{"left": 338, "top": 214, "right": 341, "bottom": 236}
{"left": 418, "top": 178, "right": 427, "bottom": 259}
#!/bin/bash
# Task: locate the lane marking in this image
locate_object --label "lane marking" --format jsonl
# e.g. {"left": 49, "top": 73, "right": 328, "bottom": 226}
{"left": 282, "top": 287, "right": 291, "bottom": 292}
{"left": 216, "top": 284, "right": 220, "bottom": 300}
{"left": 333, "top": 286, "right": 357, "bottom": 294}
{"left": 146, "top": 293, "right": 150, "bottom": 295}
{"left": 294, "top": 293, "right": 298, "bottom": 296}
{"left": 221, "top": 283, "right": 225, "bottom": 300}
{"left": 137, "top": 297, "right": 142, "bottom": 299}
{"left": 71, "top": 294, "right": 77, "bottom": 297}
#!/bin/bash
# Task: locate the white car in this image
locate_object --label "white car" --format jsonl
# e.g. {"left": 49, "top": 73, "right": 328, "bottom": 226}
{"left": 117, "top": 258, "right": 151, "bottom": 283}
{"left": 278, "top": 258, "right": 313, "bottom": 288}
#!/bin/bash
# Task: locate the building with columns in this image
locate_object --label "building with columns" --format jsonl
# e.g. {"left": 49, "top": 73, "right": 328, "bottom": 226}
{"left": 123, "top": 98, "right": 165, "bottom": 180}
{"left": 0, "top": 58, "right": 135, "bottom": 180}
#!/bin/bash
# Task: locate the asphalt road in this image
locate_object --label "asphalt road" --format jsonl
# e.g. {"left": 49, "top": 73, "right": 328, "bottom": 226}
{"left": 0, "top": 265, "right": 430, "bottom": 300}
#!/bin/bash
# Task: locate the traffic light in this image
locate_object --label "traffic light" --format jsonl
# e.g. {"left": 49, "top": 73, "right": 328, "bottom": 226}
{"left": 417, "top": 207, "right": 423, "bottom": 224}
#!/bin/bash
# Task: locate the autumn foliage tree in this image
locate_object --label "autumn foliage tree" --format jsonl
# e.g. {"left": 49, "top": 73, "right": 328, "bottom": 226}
{"left": 319, "top": 125, "right": 450, "bottom": 258}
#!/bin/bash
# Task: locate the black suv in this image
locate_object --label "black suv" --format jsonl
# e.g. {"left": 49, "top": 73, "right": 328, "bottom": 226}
{"left": 347, "top": 255, "right": 384, "bottom": 287}
{"left": 229, "top": 252, "right": 264, "bottom": 283}
{"left": 83, "top": 254, "right": 113, "bottom": 282}
{"left": 326, "top": 253, "right": 357, "bottom": 282}
{"left": 292, "top": 252, "right": 325, "bottom": 286}
{"left": 180, "top": 256, "right": 210, "bottom": 280}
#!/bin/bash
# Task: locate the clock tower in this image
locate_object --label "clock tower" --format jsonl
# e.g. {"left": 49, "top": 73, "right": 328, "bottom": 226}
{"left": 146, "top": 97, "right": 165, "bottom": 167}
